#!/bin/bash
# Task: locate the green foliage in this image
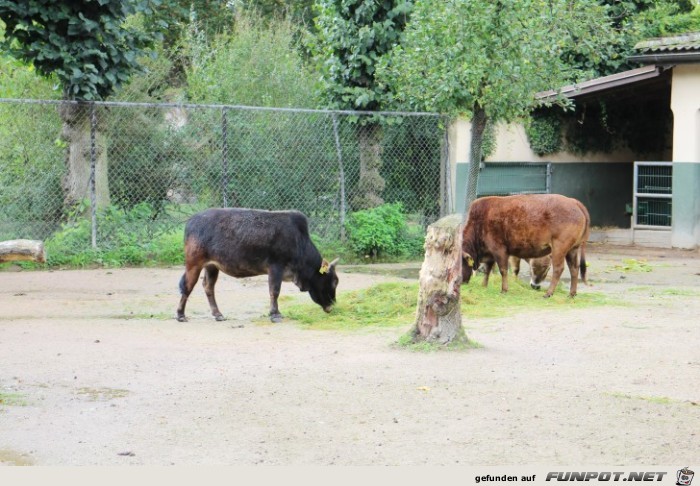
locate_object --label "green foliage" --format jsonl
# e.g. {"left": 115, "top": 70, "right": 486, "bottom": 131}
{"left": 142, "top": 0, "right": 236, "bottom": 50}
{"left": 106, "top": 107, "right": 201, "bottom": 213}
{"left": 345, "top": 203, "right": 424, "bottom": 259}
{"left": 380, "top": 0, "right": 609, "bottom": 118}
{"left": 41, "top": 202, "right": 184, "bottom": 268}
{"left": 569, "top": 1, "right": 700, "bottom": 78}
{"left": 0, "top": 0, "right": 162, "bottom": 100}
{"left": 186, "top": 12, "right": 319, "bottom": 108}
{"left": 0, "top": 54, "right": 59, "bottom": 99}
{"left": 0, "top": 64, "right": 65, "bottom": 239}
{"left": 525, "top": 111, "right": 563, "bottom": 156}
{"left": 378, "top": 0, "right": 610, "bottom": 205}
{"left": 562, "top": 95, "right": 672, "bottom": 156}
{"left": 380, "top": 116, "right": 444, "bottom": 218}
{"left": 309, "top": 0, "right": 413, "bottom": 111}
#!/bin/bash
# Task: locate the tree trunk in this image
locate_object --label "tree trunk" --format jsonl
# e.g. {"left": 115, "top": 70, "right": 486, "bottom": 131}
{"left": 58, "top": 103, "right": 110, "bottom": 209}
{"left": 0, "top": 240, "right": 46, "bottom": 263}
{"left": 463, "top": 103, "right": 488, "bottom": 222}
{"left": 409, "top": 214, "right": 467, "bottom": 345}
{"left": 352, "top": 121, "right": 385, "bottom": 210}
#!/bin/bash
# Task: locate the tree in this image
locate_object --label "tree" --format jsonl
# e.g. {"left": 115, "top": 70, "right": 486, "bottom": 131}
{"left": 186, "top": 13, "right": 319, "bottom": 108}
{"left": 563, "top": 0, "right": 698, "bottom": 78}
{"left": 529, "top": 1, "right": 700, "bottom": 160}
{"left": 310, "top": 0, "right": 413, "bottom": 210}
{"left": 0, "top": 0, "right": 160, "bottom": 208}
{"left": 379, "top": 0, "right": 612, "bottom": 213}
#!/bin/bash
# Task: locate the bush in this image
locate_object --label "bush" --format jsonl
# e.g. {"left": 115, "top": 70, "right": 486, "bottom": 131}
{"left": 40, "top": 202, "right": 184, "bottom": 268}
{"left": 345, "top": 203, "right": 424, "bottom": 260}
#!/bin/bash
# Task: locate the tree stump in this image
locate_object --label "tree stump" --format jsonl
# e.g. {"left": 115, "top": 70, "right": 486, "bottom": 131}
{"left": 0, "top": 240, "right": 46, "bottom": 264}
{"left": 409, "top": 214, "right": 466, "bottom": 345}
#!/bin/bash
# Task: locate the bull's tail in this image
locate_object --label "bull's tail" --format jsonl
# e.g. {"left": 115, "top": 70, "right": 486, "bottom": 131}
{"left": 580, "top": 243, "right": 588, "bottom": 286}
{"left": 575, "top": 199, "right": 591, "bottom": 287}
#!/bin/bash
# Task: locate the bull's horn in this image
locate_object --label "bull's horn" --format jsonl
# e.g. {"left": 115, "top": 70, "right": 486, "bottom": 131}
{"left": 329, "top": 258, "right": 339, "bottom": 268}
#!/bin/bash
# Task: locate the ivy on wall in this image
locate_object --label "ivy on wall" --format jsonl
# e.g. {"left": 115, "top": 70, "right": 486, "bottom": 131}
{"left": 525, "top": 92, "right": 672, "bottom": 158}
{"left": 525, "top": 110, "right": 563, "bottom": 156}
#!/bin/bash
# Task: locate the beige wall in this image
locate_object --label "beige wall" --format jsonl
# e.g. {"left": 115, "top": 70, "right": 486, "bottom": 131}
{"left": 449, "top": 118, "right": 645, "bottom": 166}
{"left": 448, "top": 118, "right": 647, "bottom": 201}
{"left": 670, "top": 64, "right": 700, "bottom": 163}
{"left": 487, "top": 123, "right": 644, "bottom": 163}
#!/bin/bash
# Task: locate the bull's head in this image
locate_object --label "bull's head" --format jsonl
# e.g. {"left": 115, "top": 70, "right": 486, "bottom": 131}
{"left": 309, "top": 258, "right": 339, "bottom": 312}
{"left": 462, "top": 252, "right": 476, "bottom": 284}
{"left": 529, "top": 256, "right": 551, "bottom": 290}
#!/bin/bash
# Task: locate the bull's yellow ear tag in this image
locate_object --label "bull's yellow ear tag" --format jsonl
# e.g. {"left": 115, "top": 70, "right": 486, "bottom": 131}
{"left": 468, "top": 257, "right": 475, "bottom": 268}
{"left": 319, "top": 260, "right": 330, "bottom": 274}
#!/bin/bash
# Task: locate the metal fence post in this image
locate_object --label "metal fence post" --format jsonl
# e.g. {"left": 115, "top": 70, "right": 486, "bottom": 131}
{"left": 89, "top": 102, "right": 97, "bottom": 249}
{"left": 222, "top": 107, "right": 229, "bottom": 208}
{"left": 441, "top": 118, "right": 452, "bottom": 217}
{"left": 332, "top": 114, "right": 346, "bottom": 241}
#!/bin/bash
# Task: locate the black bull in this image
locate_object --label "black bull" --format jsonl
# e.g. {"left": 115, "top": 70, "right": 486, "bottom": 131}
{"left": 176, "top": 208, "right": 339, "bottom": 322}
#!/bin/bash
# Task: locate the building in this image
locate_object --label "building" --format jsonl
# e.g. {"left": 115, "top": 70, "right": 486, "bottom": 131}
{"left": 449, "top": 32, "right": 700, "bottom": 249}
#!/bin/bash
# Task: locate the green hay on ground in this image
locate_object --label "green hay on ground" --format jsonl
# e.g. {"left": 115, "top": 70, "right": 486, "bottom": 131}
{"left": 280, "top": 273, "right": 620, "bottom": 331}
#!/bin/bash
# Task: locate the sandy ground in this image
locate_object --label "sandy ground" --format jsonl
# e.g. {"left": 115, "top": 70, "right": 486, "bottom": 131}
{"left": 1, "top": 244, "right": 699, "bottom": 466}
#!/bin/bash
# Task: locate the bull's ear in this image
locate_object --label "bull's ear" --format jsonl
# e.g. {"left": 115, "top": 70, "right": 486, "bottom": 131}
{"left": 319, "top": 259, "right": 330, "bottom": 274}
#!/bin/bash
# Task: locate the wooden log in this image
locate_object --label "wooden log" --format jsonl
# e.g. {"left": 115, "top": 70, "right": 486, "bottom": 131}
{"left": 409, "top": 214, "right": 467, "bottom": 345}
{"left": 0, "top": 240, "right": 46, "bottom": 263}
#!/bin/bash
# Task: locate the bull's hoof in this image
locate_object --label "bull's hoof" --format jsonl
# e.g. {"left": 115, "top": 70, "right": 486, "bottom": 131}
{"left": 176, "top": 314, "right": 188, "bottom": 322}
{"left": 270, "top": 313, "right": 284, "bottom": 323}
{"left": 214, "top": 314, "right": 226, "bottom": 322}
{"left": 568, "top": 293, "right": 577, "bottom": 298}
{"left": 543, "top": 293, "right": 552, "bottom": 299}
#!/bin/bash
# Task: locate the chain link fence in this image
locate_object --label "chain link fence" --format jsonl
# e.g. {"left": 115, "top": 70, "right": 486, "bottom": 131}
{"left": 0, "top": 98, "right": 450, "bottom": 255}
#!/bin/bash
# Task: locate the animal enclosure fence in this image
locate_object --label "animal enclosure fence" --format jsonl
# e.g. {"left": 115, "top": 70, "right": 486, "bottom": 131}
{"left": 0, "top": 99, "right": 449, "bottom": 254}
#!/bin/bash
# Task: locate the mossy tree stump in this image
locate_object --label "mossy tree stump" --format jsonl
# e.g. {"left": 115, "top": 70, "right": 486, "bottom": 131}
{"left": 409, "top": 214, "right": 467, "bottom": 345}
{"left": 0, "top": 240, "right": 46, "bottom": 263}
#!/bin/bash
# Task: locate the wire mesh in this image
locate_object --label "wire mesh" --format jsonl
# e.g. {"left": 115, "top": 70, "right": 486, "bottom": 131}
{"left": 633, "top": 162, "right": 673, "bottom": 228}
{"left": 0, "top": 99, "right": 448, "bottom": 253}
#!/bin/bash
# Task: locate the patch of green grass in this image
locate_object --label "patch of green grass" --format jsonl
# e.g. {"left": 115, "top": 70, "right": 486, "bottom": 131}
{"left": 76, "top": 387, "right": 129, "bottom": 401}
{"left": 341, "top": 264, "right": 421, "bottom": 279}
{"left": 394, "top": 332, "right": 483, "bottom": 352}
{"left": 626, "top": 286, "right": 652, "bottom": 292}
{"left": 460, "top": 273, "right": 621, "bottom": 319}
{"left": 282, "top": 273, "right": 620, "bottom": 331}
{"left": 607, "top": 392, "right": 679, "bottom": 405}
{"left": 284, "top": 282, "right": 418, "bottom": 330}
{"left": 0, "top": 391, "right": 27, "bottom": 407}
{"left": 607, "top": 258, "right": 653, "bottom": 273}
{"left": 114, "top": 312, "right": 173, "bottom": 320}
{"left": 659, "top": 288, "right": 700, "bottom": 297}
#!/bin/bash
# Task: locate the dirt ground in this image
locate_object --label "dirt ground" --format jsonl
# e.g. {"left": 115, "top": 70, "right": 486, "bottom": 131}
{"left": 1, "top": 243, "right": 699, "bottom": 466}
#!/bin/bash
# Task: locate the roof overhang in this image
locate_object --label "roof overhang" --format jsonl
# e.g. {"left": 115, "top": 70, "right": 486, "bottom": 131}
{"left": 627, "top": 52, "right": 700, "bottom": 65}
{"left": 630, "top": 32, "right": 700, "bottom": 65}
{"left": 536, "top": 65, "right": 669, "bottom": 102}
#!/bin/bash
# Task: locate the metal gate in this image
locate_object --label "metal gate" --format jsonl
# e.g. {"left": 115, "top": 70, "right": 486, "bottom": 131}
{"left": 477, "top": 162, "right": 551, "bottom": 197}
{"left": 633, "top": 162, "right": 673, "bottom": 228}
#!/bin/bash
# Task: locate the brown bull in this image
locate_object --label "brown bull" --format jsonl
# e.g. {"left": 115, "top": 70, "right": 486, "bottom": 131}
{"left": 462, "top": 194, "right": 590, "bottom": 297}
